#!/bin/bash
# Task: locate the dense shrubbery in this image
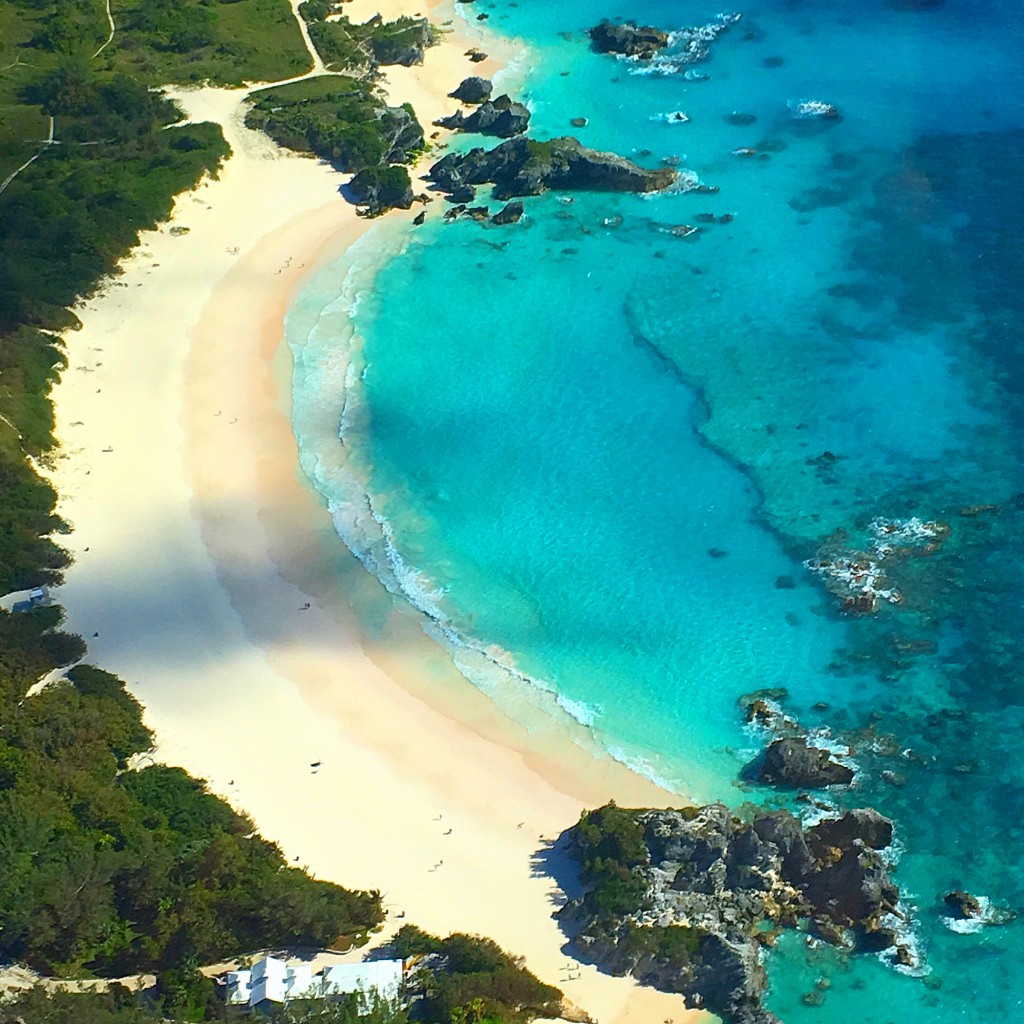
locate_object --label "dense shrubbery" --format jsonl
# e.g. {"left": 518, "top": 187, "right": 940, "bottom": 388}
{"left": 390, "top": 927, "right": 563, "bottom": 1024}
{"left": 300, "top": 5, "right": 437, "bottom": 72}
{"left": 572, "top": 803, "right": 652, "bottom": 917}
{"left": 0, "top": 609, "right": 384, "bottom": 976}
{"left": 245, "top": 77, "right": 422, "bottom": 173}
{"left": 0, "top": 60, "right": 228, "bottom": 593}
{"left": 0, "top": 987, "right": 409, "bottom": 1024}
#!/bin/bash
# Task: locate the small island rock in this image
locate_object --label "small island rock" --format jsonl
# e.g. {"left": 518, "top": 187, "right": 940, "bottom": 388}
{"left": 944, "top": 890, "right": 982, "bottom": 918}
{"left": 589, "top": 19, "right": 670, "bottom": 58}
{"left": 757, "top": 737, "right": 854, "bottom": 788}
{"left": 492, "top": 200, "right": 524, "bottom": 225}
{"left": 436, "top": 94, "right": 531, "bottom": 138}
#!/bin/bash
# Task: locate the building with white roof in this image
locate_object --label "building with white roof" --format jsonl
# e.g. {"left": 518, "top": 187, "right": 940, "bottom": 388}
{"left": 322, "top": 960, "right": 404, "bottom": 1005}
{"left": 222, "top": 955, "right": 404, "bottom": 1013}
{"left": 225, "top": 956, "right": 317, "bottom": 1009}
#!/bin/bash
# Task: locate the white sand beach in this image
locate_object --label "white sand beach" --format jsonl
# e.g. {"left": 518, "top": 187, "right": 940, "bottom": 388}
{"left": 46, "top": 3, "right": 706, "bottom": 1022}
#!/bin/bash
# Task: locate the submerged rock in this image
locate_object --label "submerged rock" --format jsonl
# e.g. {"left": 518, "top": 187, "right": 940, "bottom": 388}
{"left": 428, "top": 136, "right": 676, "bottom": 201}
{"left": 756, "top": 737, "right": 854, "bottom": 788}
{"left": 589, "top": 20, "right": 670, "bottom": 58}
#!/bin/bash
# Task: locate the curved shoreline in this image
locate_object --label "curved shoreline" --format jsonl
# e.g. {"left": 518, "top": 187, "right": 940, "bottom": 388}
{"left": 46, "top": 3, "right": 706, "bottom": 1022}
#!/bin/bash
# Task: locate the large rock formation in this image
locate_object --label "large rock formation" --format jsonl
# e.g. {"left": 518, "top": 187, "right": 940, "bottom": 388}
{"left": 560, "top": 803, "right": 906, "bottom": 1024}
{"left": 427, "top": 136, "right": 676, "bottom": 200}
{"left": 449, "top": 76, "right": 493, "bottom": 104}
{"left": 589, "top": 20, "right": 670, "bottom": 58}
{"left": 379, "top": 104, "right": 426, "bottom": 165}
{"left": 435, "top": 94, "right": 531, "bottom": 138}
{"left": 347, "top": 165, "right": 414, "bottom": 215}
{"left": 364, "top": 14, "right": 435, "bottom": 66}
{"left": 755, "top": 737, "right": 855, "bottom": 788}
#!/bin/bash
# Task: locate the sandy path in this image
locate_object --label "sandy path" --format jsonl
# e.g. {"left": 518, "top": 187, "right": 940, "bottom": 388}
{"left": 45, "top": 4, "right": 708, "bottom": 1023}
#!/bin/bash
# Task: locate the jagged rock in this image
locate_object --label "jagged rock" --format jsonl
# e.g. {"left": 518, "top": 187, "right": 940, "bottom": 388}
{"left": 368, "top": 16, "right": 434, "bottom": 66}
{"left": 802, "top": 843, "right": 900, "bottom": 929}
{"left": 943, "top": 890, "right": 982, "bottom": 918}
{"left": 428, "top": 136, "right": 676, "bottom": 201}
{"left": 756, "top": 737, "right": 854, "bottom": 788}
{"left": 380, "top": 104, "right": 426, "bottom": 164}
{"left": 561, "top": 802, "right": 901, "bottom": 1024}
{"left": 465, "top": 205, "right": 490, "bottom": 221}
{"left": 752, "top": 811, "right": 816, "bottom": 881}
{"left": 808, "top": 809, "right": 894, "bottom": 856}
{"left": 449, "top": 76, "right": 493, "bottom": 104}
{"left": 589, "top": 20, "right": 670, "bottom": 58}
{"left": 435, "top": 94, "right": 531, "bottom": 138}
{"left": 448, "top": 184, "right": 476, "bottom": 204}
{"left": 492, "top": 200, "right": 524, "bottom": 225}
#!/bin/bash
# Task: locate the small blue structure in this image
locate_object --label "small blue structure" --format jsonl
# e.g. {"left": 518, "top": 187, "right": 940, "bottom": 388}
{"left": 12, "top": 587, "right": 49, "bottom": 613}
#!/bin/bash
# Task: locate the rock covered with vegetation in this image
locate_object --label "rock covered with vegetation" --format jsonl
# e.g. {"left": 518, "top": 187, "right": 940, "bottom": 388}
{"left": 245, "top": 77, "right": 424, "bottom": 173}
{"left": 348, "top": 165, "right": 415, "bottom": 216}
{"left": 389, "top": 926, "right": 567, "bottom": 1024}
{"left": 560, "top": 802, "right": 907, "bottom": 1024}
{"left": 427, "top": 136, "right": 677, "bottom": 201}
{"left": 299, "top": 1, "right": 438, "bottom": 70}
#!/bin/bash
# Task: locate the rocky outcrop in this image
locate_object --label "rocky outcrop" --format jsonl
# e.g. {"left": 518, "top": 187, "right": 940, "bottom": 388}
{"left": 589, "top": 20, "right": 670, "bottom": 58}
{"left": 380, "top": 104, "right": 426, "bottom": 164}
{"left": 755, "top": 737, "right": 854, "bottom": 788}
{"left": 365, "top": 15, "right": 435, "bottom": 66}
{"left": 561, "top": 803, "right": 905, "bottom": 1024}
{"left": 427, "top": 136, "right": 676, "bottom": 201}
{"left": 347, "top": 165, "right": 414, "bottom": 215}
{"left": 492, "top": 200, "right": 524, "bottom": 225}
{"left": 943, "top": 890, "right": 981, "bottom": 918}
{"left": 449, "top": 76, "right": 493, "bottom": 104}
{"left": 435, "top": 95, "right": 531, "bottom": 138}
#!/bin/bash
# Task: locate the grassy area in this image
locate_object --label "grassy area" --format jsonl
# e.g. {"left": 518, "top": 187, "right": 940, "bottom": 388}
{"left": 101, "top": 0, "right": 312, "bottom": 86}
{"left": 246, "top": 75, "right": 424, "bottom": 172}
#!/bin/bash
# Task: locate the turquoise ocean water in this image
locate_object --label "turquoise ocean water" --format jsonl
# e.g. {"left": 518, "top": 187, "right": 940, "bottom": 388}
{"left": 287, "top": 0, "right": 1024, "bottom": 1019}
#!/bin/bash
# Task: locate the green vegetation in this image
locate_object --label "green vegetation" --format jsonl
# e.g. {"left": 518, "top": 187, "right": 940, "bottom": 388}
{"left": 0, "top": 987, "right": 410, "bottom": 1024}
{"left": 0, "top": 609, "right": 384, "bottom": 976}
{"left": 1, "top": 0, "right": 310, "bottom": 107}
{"left": 390, "top": 927, "right": 563, "bottom": 1024}
{"left": 0, "top": 8, "right": 545, "bottom": 1024}
{"left": 572, "top": 802, "right": 652, "bottom": 917}
{"left": 299, "top": 3, "right": 438, "bottom": 72}
{"left": 0, "top": 56, "right": 229, "bottom": 593}
{"left": 245, "top": 76, "right": 423, "bottom": 172}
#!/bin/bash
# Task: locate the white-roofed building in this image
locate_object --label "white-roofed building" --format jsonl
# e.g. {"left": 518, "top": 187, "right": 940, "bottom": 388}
{"left": 322, "top": 960, "right": 404, "bottom": 1005}
{"left": 221, "top": 955, "right": 404, "bottom": 1013}
{"left": 224, "top": 956, "right": 318, "bottom": 1010}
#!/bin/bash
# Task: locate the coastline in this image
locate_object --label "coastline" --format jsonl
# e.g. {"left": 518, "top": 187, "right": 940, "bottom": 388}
{"left": 45, "top": 3, "right": 707, "bottom": 1023}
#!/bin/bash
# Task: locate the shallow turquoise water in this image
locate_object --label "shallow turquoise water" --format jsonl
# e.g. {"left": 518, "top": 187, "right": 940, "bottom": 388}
{"left": 289, "top": 1, "right": 1024, "bottom": 1019}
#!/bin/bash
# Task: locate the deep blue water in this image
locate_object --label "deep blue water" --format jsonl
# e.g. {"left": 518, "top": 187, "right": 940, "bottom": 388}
{"left": 287, "top": 0, "right": 1024, "bottom": 1019}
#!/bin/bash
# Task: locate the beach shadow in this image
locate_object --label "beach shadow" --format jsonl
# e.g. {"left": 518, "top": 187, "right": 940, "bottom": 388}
{"left": 530, "top": 828, "right": 599, "bottom": 958}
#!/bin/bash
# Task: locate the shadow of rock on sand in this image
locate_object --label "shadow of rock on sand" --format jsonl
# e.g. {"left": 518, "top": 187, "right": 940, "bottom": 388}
{"left": 531, "top": 827, "right": 595, "bottom": 957}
